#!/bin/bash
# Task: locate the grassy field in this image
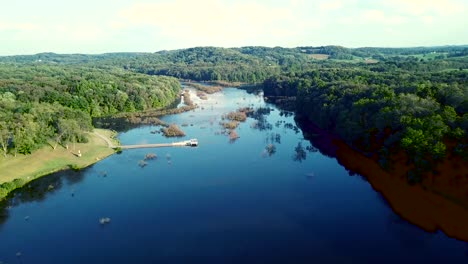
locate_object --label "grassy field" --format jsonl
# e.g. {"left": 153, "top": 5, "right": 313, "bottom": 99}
{"left": 364, "top": 58, "right": 379, "bottom": 64}
{"left": 309, "top": 54, "right": 330, "bottom": 60}
{"left": 0, "top": 129, "right": 118, "bottom": 185}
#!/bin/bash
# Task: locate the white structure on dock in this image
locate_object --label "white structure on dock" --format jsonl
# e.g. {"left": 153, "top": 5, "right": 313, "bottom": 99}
{"left": 118, "top": 139, "right": 198, "bottom": 149}
{"left": 185, "top": 138, "right": 198, "bottom": 147}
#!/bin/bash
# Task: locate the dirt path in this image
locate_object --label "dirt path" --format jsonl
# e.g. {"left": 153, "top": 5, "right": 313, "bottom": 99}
{"left": 93, "top": 131, "right": 115, "bottom": 148}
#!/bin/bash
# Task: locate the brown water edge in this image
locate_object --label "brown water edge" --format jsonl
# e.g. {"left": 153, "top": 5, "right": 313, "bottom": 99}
{"left": 296, "top": 116, "right": 468, "bottom": 242}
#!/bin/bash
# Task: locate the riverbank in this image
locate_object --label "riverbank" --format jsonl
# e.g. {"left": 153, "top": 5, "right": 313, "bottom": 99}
{"left": 0, "top": 129, "right": 118, "bottom": 200}
{"left": 296, "top": 117, "right": 468, "bottom": 241}
{"left": 94, "top": 89, "right": 197, "bottom": 131}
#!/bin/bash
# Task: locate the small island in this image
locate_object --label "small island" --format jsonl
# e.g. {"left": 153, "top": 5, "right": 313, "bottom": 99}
{"left": 161, "top": 124, "right": 186, "bottom": 137}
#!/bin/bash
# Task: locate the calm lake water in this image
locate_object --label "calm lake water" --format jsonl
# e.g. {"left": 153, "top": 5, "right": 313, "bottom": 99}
{"left": 1, "top": 87, "right": 467, "bottom": 263}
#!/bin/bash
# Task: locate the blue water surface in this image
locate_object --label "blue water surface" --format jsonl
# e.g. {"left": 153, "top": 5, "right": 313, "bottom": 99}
{"left": 0, "top": 88, "right": 467, "bottom": 263}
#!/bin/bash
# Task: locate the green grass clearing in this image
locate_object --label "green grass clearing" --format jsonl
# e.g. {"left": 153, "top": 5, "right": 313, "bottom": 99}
{"left": 0, "top": 129, "right": 117, "bottom": 185}
{"left": 309, "top": 54, "right": 330, "bottom": 60}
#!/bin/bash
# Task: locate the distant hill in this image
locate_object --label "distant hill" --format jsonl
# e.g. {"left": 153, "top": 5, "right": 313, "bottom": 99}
{"left": 1, "top": 45, "right": 467, "bottom": 65}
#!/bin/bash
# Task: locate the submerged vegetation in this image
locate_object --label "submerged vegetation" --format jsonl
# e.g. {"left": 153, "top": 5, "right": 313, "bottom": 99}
{"left": 0, "top": 45, "right": 468, "bottom": 247}
{"left": 219, "top": 108, "right": 251, "bottom": 142}
{"left": 1, "top": 44, "right": 467, "bottom": 185}
{"left": 162, "top": 124, "right": 186, "bottom": 137}
{"left": 220, "top": 121, "right": 239, "bottom": 130}
{"left": 229, "top": 130, "right": 239, "bottom": 142}
{"left": 226, "top": 111, "right": 247, "bottom": 122}
{"left": 196, "top": 90, "right": 208, "bottom": 100}
{"left": 144, "top": 153, "right": 157, "bottom": 160}
{"left": 185, "top": 82, "right": 223, "bottom": 94}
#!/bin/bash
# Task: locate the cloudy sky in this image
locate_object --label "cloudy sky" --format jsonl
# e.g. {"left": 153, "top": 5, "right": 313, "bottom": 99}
{"left": 0, "top": 0, "right": 467, "bottom": 55}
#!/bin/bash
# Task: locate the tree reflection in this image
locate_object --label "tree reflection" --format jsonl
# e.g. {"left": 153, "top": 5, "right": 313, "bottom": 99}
{"left": 293, "top": 142, "right": 307, "bottom": 162}
{"left": 279, "top": 110, "right": 294, "bottom": 117}
{"left": 284, "top": 122, "right": 300, "bottom": 134}
{"left": 295, "top": 117, "right": 337, "bottom": 159}
{"left": 386, "top": 212, "right": 432, "bottom": 249}
{"left": 0, "top": 200, "right": 9, "bottom": 228}
{"left": 0, "top": 169, "right": 89, "bottom": 229}
{"left": 295, "top": 115, "right": 468, "bottom": 241}
{"left": 266, "top": 133, "right": 281, "bottom": 145}
{"left": 248, "top": 107, "right": 273, "bottom": 131}
{"left": 306, "top": 144, "right": 318, "bottom": 153}
{"left": 265, "top": 144, "right": 276, "bottom": 157}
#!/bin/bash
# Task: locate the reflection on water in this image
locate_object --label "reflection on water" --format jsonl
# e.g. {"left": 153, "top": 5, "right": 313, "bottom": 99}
{"left": 296, "top": 115, "right": 468, "bottom": 241}
{"left": 0, "top": 169, "right": 88, "bottom": 231}
{"left": 248, "top": 107, "right": 273, "bottom": 131}
{"left": 293, "top": 142, "right": 307, "bottom": 162}
{"left": 0, "top": 87, "right": 467, "bottom": 263}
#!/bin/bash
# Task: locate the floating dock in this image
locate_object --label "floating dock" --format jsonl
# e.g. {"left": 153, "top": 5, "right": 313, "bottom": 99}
{"left": 118, "top": 139, "right": 198, "bottom": 150}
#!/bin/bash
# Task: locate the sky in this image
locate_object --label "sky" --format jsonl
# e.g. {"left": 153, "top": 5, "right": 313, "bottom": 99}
{"left": 0, "top": 0, "right": 467, "bottom": 55}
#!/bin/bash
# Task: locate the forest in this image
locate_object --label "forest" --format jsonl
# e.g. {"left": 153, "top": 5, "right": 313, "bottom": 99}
{"left": 263, "top": 67, "right": 467, "bottom": 177}
{"left": 0, "top": 45, "right": 467, "bottom": 179}
{"left": 0, "top": 65, "right": 180, "bottom": 155}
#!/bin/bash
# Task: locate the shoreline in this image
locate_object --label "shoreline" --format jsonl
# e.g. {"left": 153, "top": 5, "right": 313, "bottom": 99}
{"left": 296, "top": 116, "right": 468, "bottom": 241}
{"left": 0, "top": 129, "right": 118, "bottom": 201}
{"left": 0, "top": 85, "right": 199, "bottom": 200}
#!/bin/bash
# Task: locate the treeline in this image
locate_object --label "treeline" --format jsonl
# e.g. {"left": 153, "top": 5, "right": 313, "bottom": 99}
{"left": 1, "top": 45, "right": 467, "bottom": 164}
{"left": 127, "top": 46, "right": 468, "bottom": 82}
{"left": 0, "top": 98, "right": 92, "bottom": 155}
{"left": 0, "top": 65, "right": 180, "bottom": 115}
{"left": 297, "top": 45, "right": 468, "bottom": 60}
{"left": 263, "top": 67, "right": 468, "bottom": 177}
{"left": 0, "top": 64, "right": 180, "bottom": 156}
{"left": 3, "top": 45, "right": 467, "bottom": 65}
{"left": 2, "top": 45, "right": 467, "bottom": 84}
{"left": 127, "top": 47, "right": 283, "bottom": 83}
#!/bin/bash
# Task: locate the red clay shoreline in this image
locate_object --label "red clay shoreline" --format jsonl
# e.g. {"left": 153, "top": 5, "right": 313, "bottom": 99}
{"left": 297, "top": 117, "right": 468, "bottom": 241}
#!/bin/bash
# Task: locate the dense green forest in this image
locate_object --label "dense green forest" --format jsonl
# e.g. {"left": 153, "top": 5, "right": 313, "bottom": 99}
{"left": 263, "top": 68, "right": 467, "bottom": 175}
{"left": 0, "top": 45, "right": 467, "bottom": 176}
{"left": 0, "top": 65, "right": 180, "bottom": 155}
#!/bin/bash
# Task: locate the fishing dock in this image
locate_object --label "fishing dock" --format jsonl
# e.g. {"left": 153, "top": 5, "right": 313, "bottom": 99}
{"left": 117, "top": 139, "right": 198, "bottom": 150}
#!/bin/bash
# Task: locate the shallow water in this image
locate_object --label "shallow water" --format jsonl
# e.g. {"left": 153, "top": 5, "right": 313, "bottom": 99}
{"left": 1, "top": 87, "right": 467, "bottom": 263}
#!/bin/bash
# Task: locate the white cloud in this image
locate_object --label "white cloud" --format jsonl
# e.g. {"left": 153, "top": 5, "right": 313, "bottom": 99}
{"left": 319, "top": 1, "right": 343, "bottom": 11}
{"left": 421, "top": 15, "right": 434, "bottom": 25}
{"left": 56, "top": 24, "right": 106, "bottom": 42}
{"left": 0, "top": 0, "right": 467, "bottom": 55}
{"left": 0, "top": 22, "right": 40, "bottom": 31}
{"left": 382, "top": 0, "right": 467, "bottom": 16}
{"left": 116, "top": 0, "right": 310, "bottom": 47}
{"left": 360, "top": 9, "right": 407, "bottom": 25}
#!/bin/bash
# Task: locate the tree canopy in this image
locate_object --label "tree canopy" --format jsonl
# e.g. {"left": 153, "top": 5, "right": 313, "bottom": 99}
{"left": 1, "top": 44, "right": 466, "bottom": 172}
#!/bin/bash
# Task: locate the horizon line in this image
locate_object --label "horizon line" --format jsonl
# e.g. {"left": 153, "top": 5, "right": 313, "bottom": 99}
{"left": 1, "top": 44, "right": 467, "bottom": 57}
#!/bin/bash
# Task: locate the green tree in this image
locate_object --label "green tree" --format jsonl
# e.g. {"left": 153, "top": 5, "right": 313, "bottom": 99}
{"left": 0, "top": 121, "right": 10, "bottom": 157}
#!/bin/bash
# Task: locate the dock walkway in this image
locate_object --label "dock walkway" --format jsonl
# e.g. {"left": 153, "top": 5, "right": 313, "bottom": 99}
{"left": 120, "top": 141, "right": 190, "bottom": 149}
{"left": 94, "top": 131, "right": 198, "bottom": 150}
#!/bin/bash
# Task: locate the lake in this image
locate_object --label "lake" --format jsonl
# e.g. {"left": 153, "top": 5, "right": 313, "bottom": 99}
{"left": 1, "top": 87, "right": 467, "bottom": 263}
